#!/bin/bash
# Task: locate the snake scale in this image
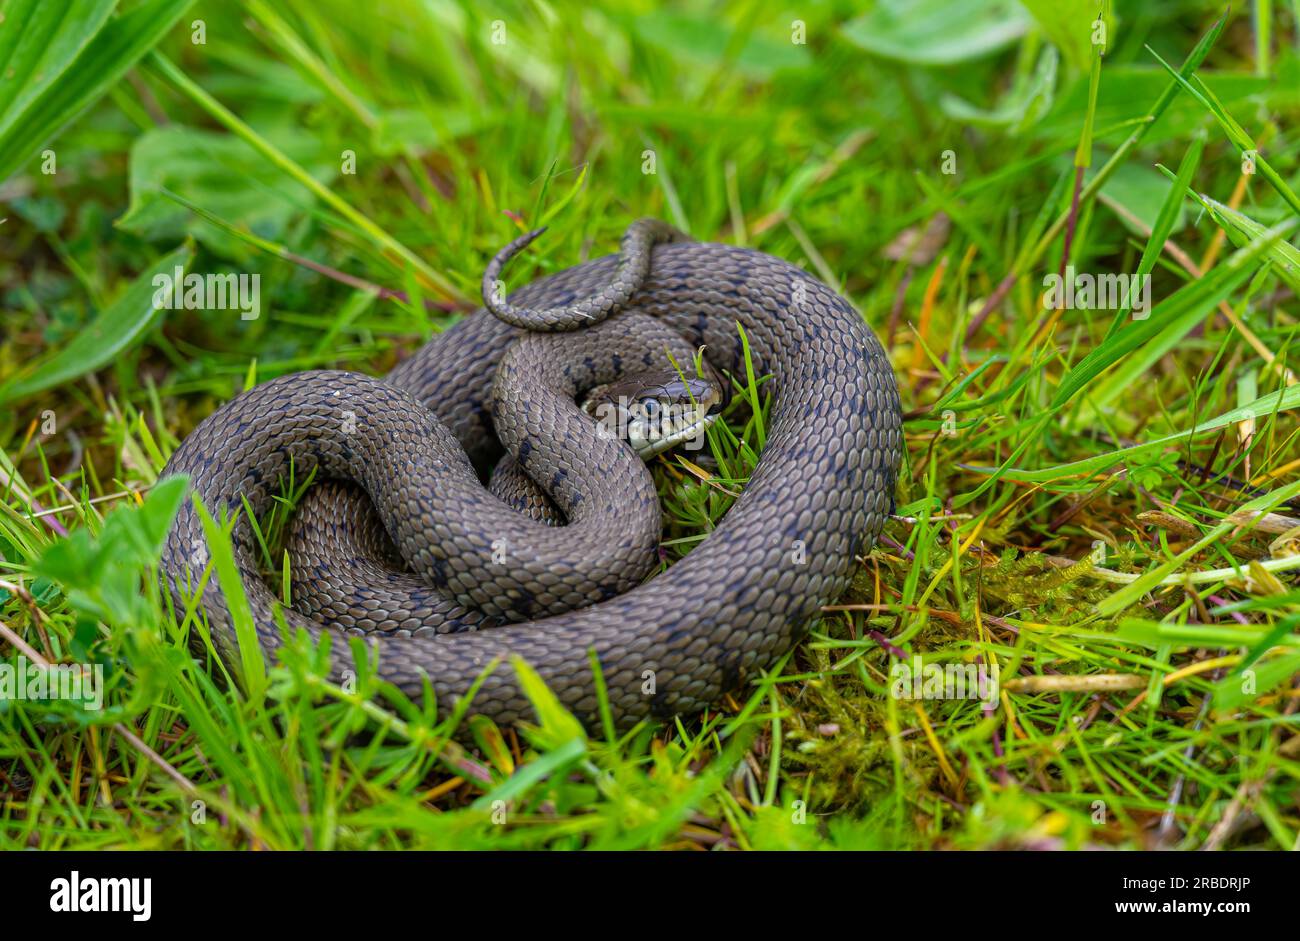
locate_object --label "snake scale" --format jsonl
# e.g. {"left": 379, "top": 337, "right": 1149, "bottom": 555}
{"left": 159, "top": 220, "right": 903, "bottom": 729}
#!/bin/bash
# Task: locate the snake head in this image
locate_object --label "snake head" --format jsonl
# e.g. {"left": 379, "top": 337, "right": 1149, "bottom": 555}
{"left": 582, "top": 369, "right": 722, "bottom": 459}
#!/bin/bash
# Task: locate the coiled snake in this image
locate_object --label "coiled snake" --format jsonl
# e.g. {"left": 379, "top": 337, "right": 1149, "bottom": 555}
{"left": 160, "top": 220, "right": 902, "bottom": 728}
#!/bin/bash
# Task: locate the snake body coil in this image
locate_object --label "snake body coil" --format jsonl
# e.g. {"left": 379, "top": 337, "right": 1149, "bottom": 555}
{"left": 160, "top": 223, "right": 903, "bottom": 728}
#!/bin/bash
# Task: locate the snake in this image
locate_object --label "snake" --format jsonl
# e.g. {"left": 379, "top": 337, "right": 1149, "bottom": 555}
{"left": 159, "top": 219, "right": 903, "bottom": 729}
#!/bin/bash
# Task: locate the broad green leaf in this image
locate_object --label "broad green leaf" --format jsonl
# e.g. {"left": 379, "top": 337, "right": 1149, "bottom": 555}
{"left": 467, "top": 715, "right": 515, "bottom": 776}
{"left": 36, "top": 529, "right": 115, "bottom": 596}
{"left": 133, "top": 475, "right": 191, "bottom": 552}
{"left": 469, "top": 736, "right": 586, "bottom": 811}
{"left": 34, "top": 475, "right": 190, "bottom": 629}
{"left": 1018, "top": 0, "right": 1113, "bottom": 72}
{"left": 510, "top": 656, "right": 587, "bottom": 748}
{"left": 634, "top": 12, "right": 810, "bottom": 78}
{"left": 0, "top": 0, "right": 115, "bottom": 127}
{"left": 0, "top": 0, "right": 194, "bottom": 183}
{"left": 0, "top": 244, "right": 193, "bottom": 405}
{"left": 117, "top": 125, "right": 333, "bottom": 259}
{"left": 843, "top": 0, "right": 1030, "bottom": 66}
{"left": 201, "top": 53, "right": 324, "bottom": 108}
{"left": 371, "top": 108, "right": 482, "bottom": 157}
{"left": 941, "top": 44, "right": 1058, "bottom": 130}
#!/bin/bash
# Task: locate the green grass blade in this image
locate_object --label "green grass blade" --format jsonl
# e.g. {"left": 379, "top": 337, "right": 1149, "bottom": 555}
{"left": 145, "top": 51, "right": 462, "bottom": 302}
{"left": 0, "top": 243, "right": 192, "bottom": 405}
{"left": 194, "top": 499, "right": 267, "bottom": 703}
{"left": 1050, "top": 217, "right": 1297, "bottom": 408}
{"left": 995, "top": 381, "right": 1300, "bottom": 483}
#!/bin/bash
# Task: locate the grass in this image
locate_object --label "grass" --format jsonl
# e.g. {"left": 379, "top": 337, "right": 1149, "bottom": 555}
{"left": 2, "top": 0, "right": 1300, "bottom": 850}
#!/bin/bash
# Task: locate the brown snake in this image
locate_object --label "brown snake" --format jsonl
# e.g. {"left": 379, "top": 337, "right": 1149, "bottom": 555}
{"left": 159, "top": 220, "right": 903, "bottom": 728}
